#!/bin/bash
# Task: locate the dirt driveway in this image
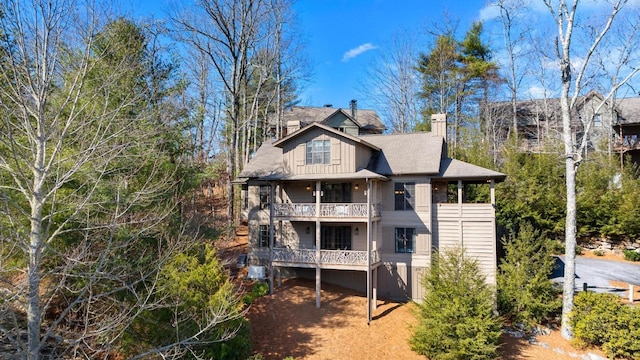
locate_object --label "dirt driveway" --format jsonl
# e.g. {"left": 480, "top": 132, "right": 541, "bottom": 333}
{"left": 245, "top": 278, "right": 608, "bottom": 360}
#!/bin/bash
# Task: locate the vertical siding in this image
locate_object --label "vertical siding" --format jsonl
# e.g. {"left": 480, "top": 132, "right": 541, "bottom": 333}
{"left": 284, "top": 130, "right": 358, "bottom": 175}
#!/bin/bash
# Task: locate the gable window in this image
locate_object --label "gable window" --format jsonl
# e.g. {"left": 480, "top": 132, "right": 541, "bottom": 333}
{"left": 259, "top": 185, "right": 271, "bottom": 210}
{"left": 306, "top": 139, "right": 330, "bottom": 164}
{"left": 395, "top": 227, "right": 415, "bottom": 253}
{"left": 394, "top": 182, "right": 415, "bottom": 210}
{"left": 258, "top": 225, "right": 272, "bottom": 247}
{"left": 593, "top": 114, "right": 602, "bottom": 127}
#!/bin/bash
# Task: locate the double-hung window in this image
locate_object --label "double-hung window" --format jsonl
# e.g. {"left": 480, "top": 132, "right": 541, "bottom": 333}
{"left": 394, "top": 182, "right": 415, "bottom": 210}
{"left": 258, "top": 225, "right": 272, "bottom": 247}
{"left": 306, "top": 139, "right": 330, "bottom": 164}
{"left": 259, "top": 185, "right": 271, "bottom": 210}
{"left": 395, "top": 227, "right": 415, "bottom": 253}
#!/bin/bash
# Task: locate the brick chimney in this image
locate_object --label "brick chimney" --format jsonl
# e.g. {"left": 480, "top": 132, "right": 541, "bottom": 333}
{"left": 350, "top": 99, "right": 357, "bottom": 119}
{"left": 431, "top": 113, "right": 447, "bottom": 140}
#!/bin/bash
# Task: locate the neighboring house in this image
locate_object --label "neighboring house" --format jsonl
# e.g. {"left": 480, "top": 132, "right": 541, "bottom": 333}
{"left": 613, "top": 96, "right": 640, "bottom": 165}
{"left": 267, "top": 100, "right": 386, "bottom": 138}
{"left": 237, "top": 109, "right": 505, "bottom": 320}
{"left": 487, "top": 91, "right": 616, "bottom": 153}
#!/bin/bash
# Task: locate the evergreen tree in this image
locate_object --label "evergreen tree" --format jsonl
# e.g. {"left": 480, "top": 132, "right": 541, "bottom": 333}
{"left": 411, "top": 247, "right": 502, "bottom": 360}
{"left": 497, "top": 223, "right": 561, "bottom": 327}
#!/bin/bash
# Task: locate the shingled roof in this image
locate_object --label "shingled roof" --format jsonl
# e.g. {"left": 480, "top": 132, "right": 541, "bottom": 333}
{"left": 615, "top": 97, "right": 640, "bottom": 126}
{"left": 360, "top": 133, "right": 445, "bottom": 175}
{"left": 238, "top": 128, "right": 505, "bottom": 181}
{"left": 279, "top": 106, "right": 386, "bottom": 132}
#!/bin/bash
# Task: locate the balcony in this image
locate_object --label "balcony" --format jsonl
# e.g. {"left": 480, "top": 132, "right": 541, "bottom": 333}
{"left": 271, "top": 248, "right": 380, "bottom": 270}
{"left": 273, "top": 203, "right": 381, "bottom": 219}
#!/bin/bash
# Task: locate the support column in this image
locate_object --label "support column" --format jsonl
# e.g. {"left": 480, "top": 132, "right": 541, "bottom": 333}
{"left": 367, "top": 179, "right": 372, "bottom": 324}
{"left": 372, "top": 267, "right": 378, "bottom": 311}
{"left": 458, "top": 180, "right": 463, "bottom": 247}
{"left": 315, "top": 180, "right": 321, "bottom": 308}
{"left": 268, "top": 183, "right": 275, "bottom": 294}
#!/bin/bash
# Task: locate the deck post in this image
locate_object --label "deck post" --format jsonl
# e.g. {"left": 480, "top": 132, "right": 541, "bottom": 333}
{"left": 315, "top": 180, "right": 321, "bottom": 308}
{"left": 367, "top": 179, "right": 372, "bottom": 324}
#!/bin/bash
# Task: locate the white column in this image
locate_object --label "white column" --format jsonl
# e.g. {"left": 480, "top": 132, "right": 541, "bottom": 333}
{"left": 367, "top": 179, "right": 372, "bottom": 323}
{"left": 315, "top": 180, "right": 321, "bottom": 308}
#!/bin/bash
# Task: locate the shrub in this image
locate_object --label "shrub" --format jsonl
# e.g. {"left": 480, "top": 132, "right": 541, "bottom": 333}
{"left": 575, "top": 245, "right": 583, "bottom": 255}
{"left": 592, "top": 249, "right": 605, "bottom": 257}
{"left": 497, "top": 223, "right": 561, "bottom": 328}
{"left": 124, "top": 244, "right": 251, "bottom": 360}
{"left": 623, "top": 249, "right": 640, "bottom": 262}
{"left": 243, "top": 281, "right": 270, "bottom": 305}
{"left": 571, "top": 291, "right": 640, "bottom": 359}
{"left": 410, "top": 247, "right": 502, "bottom": 359}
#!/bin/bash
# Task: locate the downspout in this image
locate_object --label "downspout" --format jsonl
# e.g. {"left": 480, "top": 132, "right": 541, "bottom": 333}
{"left": 366, "top": 178, "right": 372, "bottom": 324}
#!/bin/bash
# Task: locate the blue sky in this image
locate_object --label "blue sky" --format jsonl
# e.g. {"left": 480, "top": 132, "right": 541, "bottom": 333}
{"left": 293, "top": 0, "right": 492, "bottom": 109}
{"left": 132, "top": 0, "right": 494, "bottom": 110}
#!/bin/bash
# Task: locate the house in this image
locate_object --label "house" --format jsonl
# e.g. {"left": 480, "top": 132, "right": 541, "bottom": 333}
{"left": 237, "top": 107, "right": 505, "bottom": 321}
{"left": 487, "top": 91, "right": 616, "bottom": 153}
{"left": 613, "top": 96, "right": 640, "bottom": 165}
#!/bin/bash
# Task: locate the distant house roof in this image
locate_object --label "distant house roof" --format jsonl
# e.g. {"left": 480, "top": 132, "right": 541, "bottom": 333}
{"left": 278, "top": 106, "right": 386, "bottom": 133}
{"left": 615, "top": 97, "right": 640, "bottom": 126}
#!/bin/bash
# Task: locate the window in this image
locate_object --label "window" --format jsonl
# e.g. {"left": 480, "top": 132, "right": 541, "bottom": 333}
{"left": 306, "top": 139, "right": 330, "bottom": 164}
{"left": 242, "top": 184, "right": 248, "bottom": 209}
{"left": 321, "top": 226, "right": 352, "bottom": 250}
{"left": 259, "top": 185, "right": 270, "bottom": 210}
{"left": 394, "top": 182, "right": 415, "bottom": 210}
{"left": 258, "top": 225, "right": 272, "bottom": 247}
{"left": 395, "top": 228, "right": 415, "bottom": 253}
{"left": 594, "top": 114, "right": 602, "bottom": 127}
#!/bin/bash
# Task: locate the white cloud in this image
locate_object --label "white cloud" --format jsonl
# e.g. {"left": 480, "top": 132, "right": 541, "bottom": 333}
{"left": 342, "top": 43, "right": 378, "bottom": 62}
{"left": 478, "top": 3, "right": 500, "bottom": 21}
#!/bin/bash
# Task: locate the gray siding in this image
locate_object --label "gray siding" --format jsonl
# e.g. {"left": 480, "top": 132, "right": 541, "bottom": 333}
{"left": 431, "top": 203, "right": 497, "bottom": 285}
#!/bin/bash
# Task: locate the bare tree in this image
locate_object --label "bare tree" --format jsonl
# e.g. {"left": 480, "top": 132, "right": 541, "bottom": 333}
{"left": 542, "top": 0, "right": 640, "bottom": 339}
{"left": 361, "top": 32, "right": 422, "bottom": 133}
{"left": 495, "top": 0, "right": 532, "bottom": 141}
{"left": 170, "top": 0, "right": 269, "bottom": 228}
{"left": 0, "top": 1, "right": 243, "bottom": 358}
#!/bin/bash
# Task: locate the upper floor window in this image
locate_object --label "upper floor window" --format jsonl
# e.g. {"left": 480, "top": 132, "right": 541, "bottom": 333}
{"left": 306, "top": 139, "right": 330, "bottom": 164}
{"left": 259, "top": 185, "right": 271, "bottom": 210}
{"left": 394, "top": 182, "right": 415, "bottom": 210}
{"left": 593, "top": 114, "right": 602, "bottom": 127}
{"left": 395, "top": 227, "right": 415, "bottom": 253}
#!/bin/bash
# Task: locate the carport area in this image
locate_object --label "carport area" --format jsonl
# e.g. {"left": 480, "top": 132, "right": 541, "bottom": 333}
{"left": 552, "top": 255, "right": 640, "bottom": 301}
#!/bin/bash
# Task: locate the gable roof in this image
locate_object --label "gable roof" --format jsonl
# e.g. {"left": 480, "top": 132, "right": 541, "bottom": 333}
{"left": 321, "top": 108, "right": 364, "bottom": 128}
{"left": 272, "top": 122, "right": 380, "bottom": 151}
{"left": 361, "top": 132, "right": 445, "bottom": 175}
{"left": 238, "top": 129, "right": 505, "bottom": 182}
{"left": 278, "top": 106, "right": 386, "bottom": 132}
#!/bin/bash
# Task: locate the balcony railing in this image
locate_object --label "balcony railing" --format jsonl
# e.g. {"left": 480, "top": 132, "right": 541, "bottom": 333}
{"left": 271, "top": 248, "right": 380, "bottom": 266}
{"left": 273, "top": 203, "right": 381, "bottom": 218}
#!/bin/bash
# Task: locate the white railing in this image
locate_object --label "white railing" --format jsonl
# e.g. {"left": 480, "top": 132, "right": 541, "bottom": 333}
{"left": 272, "top": 248, "right": 316, "bottom": 263}
{"left": 273, "top": 203, "right": 380, "bottom": 218}
{"left": 274, "top": 203, "right": 316, "bottom": 217}
{"left": 271, "top": 248, "right": 380, "bottom": 266}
